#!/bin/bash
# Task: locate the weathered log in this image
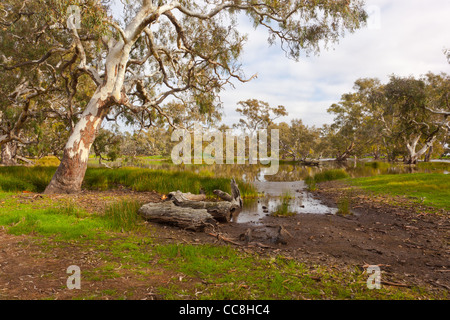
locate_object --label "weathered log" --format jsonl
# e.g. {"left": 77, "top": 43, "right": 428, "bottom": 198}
{"left": 168, "top": 191, "right": 207, "bottom": 202}
{"left": 213, "top": 190, "right": 233, "bottom": 202}
{"left": 170, "top": 198, "right": 238, "bottom": 222}
{"left": 139, "top": 202, "right": 216, "bottom": 232}
{"left": 171, "top": 179, "right": 243, "bottom": 222}
{"left": 139, "top": 179, "right": 243, "bottom": 230}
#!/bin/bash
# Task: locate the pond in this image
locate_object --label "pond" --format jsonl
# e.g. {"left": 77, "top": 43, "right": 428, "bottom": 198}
{"left": 235, "top": 160, "right": 450, "bottom": 223}
{"left": 91, "top": 158, "right": 450, "bottom": 223}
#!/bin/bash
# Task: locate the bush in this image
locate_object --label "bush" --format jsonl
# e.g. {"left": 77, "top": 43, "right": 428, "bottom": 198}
{"left": 35, "top": 156, "right": 61, "bottom": 167}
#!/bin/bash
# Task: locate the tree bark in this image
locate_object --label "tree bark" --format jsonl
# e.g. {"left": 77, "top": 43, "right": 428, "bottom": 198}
{"left": 405, "top": 134, "right": 437, "bottom": 165}
{"left": 43, "top": 93, "right": 111, "bottom": 194}
{"left": 168, "top": 179, "right": 242, "bottom": 223}
{"left": 335, "top": 142, "right": 355, "bottom": 162}
{"left": 424, "top": 145, "right": 433, "bottom": 162}
{"left": 139, "top": 202, "right": 216, "bottom": 232}
{"left": 139, "top": 180, "right": 243, "bottom": 229}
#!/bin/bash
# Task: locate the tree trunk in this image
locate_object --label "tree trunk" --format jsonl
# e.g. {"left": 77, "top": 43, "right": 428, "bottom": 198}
{"left": 139, "top": 180, "right": 243, "bottom": 229}
{"left": 43, "top": 30, "right": 132, "bottom": 194}
{"left": 424, "top": 146, "right": 433, "bottom": 162}
{"left": 43, "top": 92, "right": 111, "bottom": 194}
{"left": 335, "top": 142, "right": 355, "bottom": 162}
{"left": 1, "top": 141, "right": 18, "bottom": 165}
{"left": 405, "top": 135, "right": 437, "bottom": 165}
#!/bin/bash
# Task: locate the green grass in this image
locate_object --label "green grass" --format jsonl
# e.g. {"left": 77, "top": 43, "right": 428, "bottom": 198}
{"left": 102, "top": 200, "right": 143, "bottom": 231}
{"left": 349, "top": 173, "right": 450, "bottom": 210}
{"left": 147, "top": 243, "right": 439, "bottom": 300}
{"left": 336, "top": 191, "right": 353, "bottom": 217}
{"left": 305, "top": 169, "right": 349, "bottom": 191}
{"left": 0, "top": 198, "right": 108, "bottom": 240}
{"left": 0, "top": 193, "right": 143, "bottom": 240}
{"left": 0, "top": 166, "right": 257, "bottom": 198}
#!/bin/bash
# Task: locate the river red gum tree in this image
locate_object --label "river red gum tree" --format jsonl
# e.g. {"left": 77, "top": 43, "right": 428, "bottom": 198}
{"left": 3, "top": 0, "right": 368, "bottom": 194}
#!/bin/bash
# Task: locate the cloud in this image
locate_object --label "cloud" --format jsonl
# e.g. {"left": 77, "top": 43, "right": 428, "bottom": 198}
{"left": 220, "top": 0, "right": 450, "bottom": 128}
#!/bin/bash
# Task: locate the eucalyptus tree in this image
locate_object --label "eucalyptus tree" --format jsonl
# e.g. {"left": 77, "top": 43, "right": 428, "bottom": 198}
{"left": 384, "top": 73, "right": 449, "bottom": 164}
{"left": 2, "top": 0, "right": 367, "bottom": 193}
{"left": 0, "top": 0, "right": 106, "bottom": 164}
{"left": 327, "top": 88, "right": 376, "bottom": 161}
{"left": 275, "top": 119, "right": 321, "bottom": 161}
{"left": 234, "top": 99, "right": 288, "bottom": 134}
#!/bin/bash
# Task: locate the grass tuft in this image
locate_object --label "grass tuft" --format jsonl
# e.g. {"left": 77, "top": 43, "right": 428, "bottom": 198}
{"left": 102, "top": 200, "right": 143, "bottom": 232}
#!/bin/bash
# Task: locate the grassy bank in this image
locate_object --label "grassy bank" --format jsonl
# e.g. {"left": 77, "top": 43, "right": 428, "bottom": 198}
{"left": 349, "top": 173, "right": 450, "bottom": 210}
{"left": 0, "top": 166, "right": 257, "bottom": 198}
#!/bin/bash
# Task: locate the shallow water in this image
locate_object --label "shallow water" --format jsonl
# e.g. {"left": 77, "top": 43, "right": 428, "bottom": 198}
{"left": 233, "top": 160, "right": 449, "bottom": 224}
{"left": 235, "top": 181, "right": 338, "bottom": 224}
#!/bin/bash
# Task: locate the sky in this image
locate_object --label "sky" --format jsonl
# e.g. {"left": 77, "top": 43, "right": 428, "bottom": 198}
{"left": 219, "top": 0, "right": 450, "bottom": 128}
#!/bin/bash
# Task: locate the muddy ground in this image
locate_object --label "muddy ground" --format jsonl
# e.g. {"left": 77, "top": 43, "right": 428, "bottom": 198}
{"left": 220, "top": 181, "right": 450, "bottom": 292}
{"left": 0, "top": 182, "right": 449, "bottom": 299}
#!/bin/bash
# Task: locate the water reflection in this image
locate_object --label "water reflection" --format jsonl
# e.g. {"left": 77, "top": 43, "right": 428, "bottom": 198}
{"left": 128, "top": 160, "right": 450, "bottom": 182}
{"left": 235, "top": 181, "right": 338, "bottom": 224}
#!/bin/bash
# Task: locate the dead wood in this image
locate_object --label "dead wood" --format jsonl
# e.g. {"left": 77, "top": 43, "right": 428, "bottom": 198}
{"left": 139, "top": 179, "right": 243, "bottom": 229}
{"left": 139, "top": 202, "right": 216, "bottom": 232}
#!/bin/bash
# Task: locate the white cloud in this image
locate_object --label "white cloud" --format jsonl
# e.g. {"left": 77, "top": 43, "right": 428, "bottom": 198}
{"left": 220, "top": 0, "right": 450, "bottom": 128}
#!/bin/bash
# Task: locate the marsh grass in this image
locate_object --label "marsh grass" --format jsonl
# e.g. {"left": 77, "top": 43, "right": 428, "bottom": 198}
{"left": 305, "top": 169, "right": 349, "bottom": 191}
{"left": 272, "top": 192, "right": 296, "bottom": 217}
{"left": 336, "top": 191, "right": 353, "bottom": 217}
{"left": 0, "top": 166, "right": 257, "bottom": 198}
{"left": 102, "top": 200, "right": 143, "bottom": 231}
{"left": 84, "top": 167, "right": 257, "bottom": 197}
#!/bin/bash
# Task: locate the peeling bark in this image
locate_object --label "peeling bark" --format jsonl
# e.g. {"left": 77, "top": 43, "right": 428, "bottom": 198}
{"left": 43, "top": 92, "right": 111, "bottom": 194}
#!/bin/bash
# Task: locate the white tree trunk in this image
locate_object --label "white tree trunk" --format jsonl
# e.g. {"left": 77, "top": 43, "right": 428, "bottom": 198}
{"left": 406, "top": 134, "right": 437, "bottom": 164}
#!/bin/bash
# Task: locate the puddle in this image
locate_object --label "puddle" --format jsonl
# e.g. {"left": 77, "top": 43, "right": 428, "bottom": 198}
{"left": 235, "top": 181, "right": 338, "bottom": 224}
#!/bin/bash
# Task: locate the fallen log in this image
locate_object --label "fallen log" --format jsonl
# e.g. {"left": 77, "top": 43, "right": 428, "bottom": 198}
{"left": 213, "top": 190, "right": 233, "bottom": 202}
{"left": 139, "top": 202, "right": 216, "bottom": 232}
{"left": 168, "top": 179, "right": 243, "bottom": 223}
{"left": 168, "top": 191, "right": 207, "bottom": 202}
{"left": 139, "top": 179, "right": 243, "bottom": 230}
